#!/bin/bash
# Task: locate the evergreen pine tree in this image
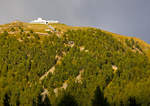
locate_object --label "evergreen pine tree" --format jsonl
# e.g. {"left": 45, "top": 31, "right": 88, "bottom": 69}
{"left": 128, "top": 97, "right": 141, "bottom": 106}
{"left": 3, "top": 93, "right": 10, "bottom": 106}
{"left": 36, "top": 94, "right": 51, "bottom": 106}
{"left": 58, "top": 93, "right": 78, "bottom": 106}
{"left": 91, "top": 86, "right": 109, "bottom": 106}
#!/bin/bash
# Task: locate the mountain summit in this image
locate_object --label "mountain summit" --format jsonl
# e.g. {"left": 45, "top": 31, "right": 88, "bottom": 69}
{"left": 0, "top": 21, "right": 150, "bottom": 106}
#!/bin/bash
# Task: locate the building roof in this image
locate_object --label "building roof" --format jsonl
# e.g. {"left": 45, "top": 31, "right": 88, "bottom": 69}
{"left": 30, "top": 18, "right": 59, "bottom": 24}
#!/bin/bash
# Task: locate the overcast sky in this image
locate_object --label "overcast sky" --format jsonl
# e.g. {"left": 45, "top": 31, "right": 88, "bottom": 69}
{"left": 0, "top": 0, "right": 150, "bottom": 43}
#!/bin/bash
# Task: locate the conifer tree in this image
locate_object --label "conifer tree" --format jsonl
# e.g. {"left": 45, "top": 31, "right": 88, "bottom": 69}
{"left": 91, "top": 86, "right": 109, "bottom": 106}
{"left": 58, "top": 93, "right": 78, "bottom": 106}
{"left": 128, "top": 97, "right": 140, "bottom": 106}
{"left": 36, "top": 94, "right": 51, "bottom": 106}
{"left": 3, "top": 93, "right": 10, "bottom": 106}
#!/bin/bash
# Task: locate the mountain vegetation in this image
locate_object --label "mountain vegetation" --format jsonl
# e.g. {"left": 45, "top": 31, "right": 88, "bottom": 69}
{"left": 0, "top": 21, "right": 150, "bottom": 106}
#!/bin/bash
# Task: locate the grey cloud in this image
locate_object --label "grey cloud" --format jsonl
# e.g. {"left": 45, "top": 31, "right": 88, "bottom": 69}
{"left": 0, "top": 0, "right": 150, "bottom": 43}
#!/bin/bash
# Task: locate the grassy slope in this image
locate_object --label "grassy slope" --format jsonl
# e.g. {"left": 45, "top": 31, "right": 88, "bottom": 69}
{"left": 0, "top": 21, "right": 150, "bottom": 58}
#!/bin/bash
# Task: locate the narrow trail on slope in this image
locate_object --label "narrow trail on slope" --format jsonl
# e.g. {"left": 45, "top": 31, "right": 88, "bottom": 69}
{"left": 39, "top": 23, "right": 73, "bottom": 98}
{"left": 36, "top": 32, "right": 49, "bottom": 36}
{"left": 39, "top": 23, "right": 63, "bottom": 82}
{"left": 41, "top": 88, "right": 49, "bottom": 102}
{"left": 75, "top": 69, "right": 84, "bottom": 84}
{"left": 54, "top": 80, "right": 68, "bottom": 97}
{"left": 53, "top": 69, "right": 85, "bottom": 96}
{"left": 53, "top": 69, "right": 84, "bottom": 96}
{"left": 39, "top": 22, "right": 67, "bottom": 98}
{"left": 39, "top": 66, "right": 55, "bottom": 81}
{"left": 48, "top": 25, "right": 55, "bottom": 31}
{"left": 105, "top": 65, "right": 118, "bottom": 88}
{"left": 39, "top": 55, "right": 62, "bottom": 81}
{"left": 39, "top": 55, "right": 62, "bottom": 100}
{"left": 47, "top": 24, "right": 62, "bottom": 37}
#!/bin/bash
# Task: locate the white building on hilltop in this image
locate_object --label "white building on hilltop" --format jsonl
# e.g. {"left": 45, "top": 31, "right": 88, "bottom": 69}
{"left": 31, "top": 18, "right": 59, "bottom": 24}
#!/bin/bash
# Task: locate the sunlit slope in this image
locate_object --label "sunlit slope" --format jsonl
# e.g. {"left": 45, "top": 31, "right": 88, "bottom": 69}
{"left": 102, "top": 30, "right": 150, "bottom": 59}
{"left": 0, "top": 21, "right": 150, "bottom": 57}
{"left": 0, "top": 21, "right": 149, "bottom": 57}
{"left": 0, "top": 21, "right": 150, "bottom": 105}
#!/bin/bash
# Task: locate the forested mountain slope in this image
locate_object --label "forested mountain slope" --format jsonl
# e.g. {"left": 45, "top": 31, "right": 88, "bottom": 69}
{"left": 0, "top": 21, "right": 150, "bottom": 106}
